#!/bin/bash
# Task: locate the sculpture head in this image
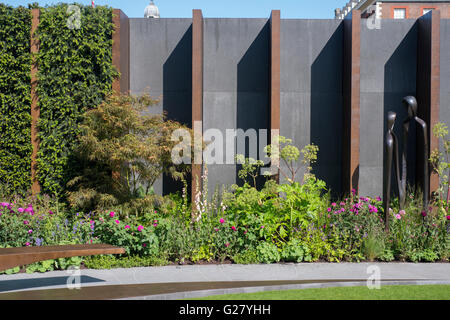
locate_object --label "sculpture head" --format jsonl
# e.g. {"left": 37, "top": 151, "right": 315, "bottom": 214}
{"left": 402, "top": 96, "right": 418, "bottom": 119}
{"left": 387, "top": 111, "right": 396, "bottom": 131}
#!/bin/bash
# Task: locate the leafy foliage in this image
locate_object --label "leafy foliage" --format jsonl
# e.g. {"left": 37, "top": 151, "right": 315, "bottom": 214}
{"left": 0, "top": 4, "right": 32, "bottom": 195}
{"left": 35, "top": 3, "right": 117, "bottom": 196}
{"left": 66, "top": 92, "right": 192, "bottom": 213}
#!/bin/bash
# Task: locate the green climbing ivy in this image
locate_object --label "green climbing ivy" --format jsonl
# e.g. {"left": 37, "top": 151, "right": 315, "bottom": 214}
{"left": 36, "top": 3, "right": 117, "bottom": 196}
{"left": 0, "top": 4, "right": 32, "bottom": 195}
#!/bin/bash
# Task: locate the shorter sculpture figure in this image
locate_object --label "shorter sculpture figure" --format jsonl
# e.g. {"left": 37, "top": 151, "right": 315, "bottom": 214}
{"left": 383, "top": 96, "right": 429, "bottom": 230}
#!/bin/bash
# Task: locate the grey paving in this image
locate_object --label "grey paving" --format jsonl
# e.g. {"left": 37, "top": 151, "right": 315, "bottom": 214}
{"left": 0, "top": 263, "right": 449, "bottom": 298}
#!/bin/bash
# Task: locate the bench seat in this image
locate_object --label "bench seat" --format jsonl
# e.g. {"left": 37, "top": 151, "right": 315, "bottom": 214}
{"left": 0, "top": 244, "right": 125, "bottom": 271}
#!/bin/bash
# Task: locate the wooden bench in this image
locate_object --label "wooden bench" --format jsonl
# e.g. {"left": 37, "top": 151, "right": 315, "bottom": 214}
{"left": 0, "top": 244, "right": 125, "bottom": 272}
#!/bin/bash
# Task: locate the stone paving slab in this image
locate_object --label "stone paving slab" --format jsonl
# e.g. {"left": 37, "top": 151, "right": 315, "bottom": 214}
{"left": 0, "top": 263, "right": 449, "bottom": 296}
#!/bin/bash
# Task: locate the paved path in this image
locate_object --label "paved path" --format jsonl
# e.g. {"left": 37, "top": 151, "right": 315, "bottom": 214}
{"left": 0, "top": 263, "right": 449, "bottom": 299}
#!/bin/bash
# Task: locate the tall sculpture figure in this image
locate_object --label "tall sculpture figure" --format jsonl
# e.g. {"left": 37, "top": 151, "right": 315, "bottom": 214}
{"left": 383, "top": 96, "right": 429, "bottom": 231}
{"left": 383, "top": 112, "right": 401, "bottom": 231}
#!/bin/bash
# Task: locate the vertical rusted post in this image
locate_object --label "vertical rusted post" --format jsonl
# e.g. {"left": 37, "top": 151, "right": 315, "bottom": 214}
{"left": 270, "top": 10, "right": 281, "bottom": 183}
{"left": 112, "top": 9, "right": 130, "bottom": 94}
{"left": 192, "top": 9, "right": 204, "bottom": 206}
{"left": 31, "top": 8, "right": 41, "bottom": 196}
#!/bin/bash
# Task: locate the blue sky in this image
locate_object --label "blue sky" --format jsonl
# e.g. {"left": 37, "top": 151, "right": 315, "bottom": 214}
{"left": 4, "top": 0, "right": 346, "bottom": 19}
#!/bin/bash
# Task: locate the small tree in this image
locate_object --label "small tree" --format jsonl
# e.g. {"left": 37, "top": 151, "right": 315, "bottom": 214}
{"left": 235, "top": 154, "right": 264, "bottom": 188}
{"left": 66, "top": 92, "right": 192, "bottom": 213}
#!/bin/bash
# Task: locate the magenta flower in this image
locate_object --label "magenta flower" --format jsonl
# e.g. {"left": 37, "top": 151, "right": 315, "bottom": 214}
{"left": 395, "top": 214, "right": 401, "bottom": 220}
{"left": 138, "top": 225, "right": 144, "bottom": 232}
{"left": 0, "top": 202, "right": 8, "bottom": 207}
{"left": 220, "top": 218, "right": 225, "bottom": 224}
{"left": 125, "top": 225, "right": 130, "bottom": 229}
{"left": 25, "top": 242, "right": 30, "bottom": 247}
{"left": 109, "top": 211, "right": 115, "bottom": 218}
{"left": 351, "top": 188, "right": 356, "bottom": 195}
{"left": 25, "top": 207, "right": 33, "bottom": 213}
{"left": 327, "top": 208, "right": 332, "bottom": 212}
{"left": 28, "top": 229, "right": 33, "bottom": 234}
{"left": 143, "top": 243, "right": 147, "bottom": 247}
{"left": 446, "top": 215, "right": 450, "bottom": 221}
{"left": 18, "top": 208, "right": 24, "bottom": 213}
{"left": 225, "top": 243, "right": 230, "bottom": 247}
{"left": 23, "top": 220, "right": 29, "bottom": 225}
{"left": 231, "top": 226, "right": 236, "bottom": 231}
{"left": 376, "top": 196, "right": 382, "bottom": 202}
{"left": 49, "top": 210, "right": 53, "bottom": 215}
{"left": 153, "top": 223, "right": 158, "bottom": 227}
{"left": 340, "top": 202, "right": 345, "bottom": 206}
{"left": 261, "top": 225, "right": 264, "bottom": 229}
{"left": 421, "top": 211, "right": 427, "bottom": 218}
{"left": 340, "top": 208, "right": 345, "bottom": 212}
{"left": 115, "top": 220, "right": 120, "bottom": 224}
{"left": 214, "top": 228, "right": 219, "bottom": 232}
{"left": 332, "top": 203, "right": 337, "bottom": 207}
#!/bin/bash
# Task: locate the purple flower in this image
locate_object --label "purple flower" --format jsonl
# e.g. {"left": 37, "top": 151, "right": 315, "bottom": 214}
{"left": 23, "top": 220, "right": 29, "bottom": 225}
{"left": 49, "top": 210, "right": 54, "bottom": 215}
{"left": 421, "top": 211, "right": 427, "bottom": 218}
{"left": 376, "top": 196, "right": 382, "bottom": 202}
{"left": 28, "top": 229, "right": 33, "bottom": 234}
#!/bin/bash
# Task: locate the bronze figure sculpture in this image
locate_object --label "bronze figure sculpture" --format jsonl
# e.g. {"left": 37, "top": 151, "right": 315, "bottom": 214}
{"left": 383, "top": 96, "right": 429, "bottom": 230}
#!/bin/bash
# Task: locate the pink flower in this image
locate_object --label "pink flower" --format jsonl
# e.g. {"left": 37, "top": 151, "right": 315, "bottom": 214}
{"left": 125, "top": 225, "right": 130, "bottom": 229}
{"left": 143, "top": 243, "right": 147, "bottom": 247}
{"left": 340, "top": 208, "right": 345, "bottom": 212}
{"left": 327, "top": 208, "right": 332, "bottom": 212}
{"left": 261, "top": 226, "right": 264, "bottom": 229}
{"left": 340, "top": 202, "right": 345, "bottom": 206}
{"left": 220, "top": 218, "right": 225, "bottom": 224}
{"left": 137, "top": 225, "right": 144, "bottom": 232}
{"left": 153, "top": 223, "right": 158, "bottom": 227}
{"left": 395, "top": 214, "right": 401, "bottom": 220}
{"left": 351, "top": 188, "right": 356, "bottom": 195}
{"left": 231, "top": 226, "right": 237, "bottom": 231}
{"left": 446, "top": 215, "right": 450, "bottom": 221}
{"left": 153, "top": 220, "right": 158, "bottom": 223}
{"left": 25, "top": 242, "right": 30, "bottom": 247}
{"left": 0, "top": 202, "right": 8, "bottom": 207}
{"left": 109, "top": 211, "right": 115, "bottom": 218}
{"left": 376, "top": 196, "right": 382, "bottom": 202}
{"left": 332, "top": 203, "right": 337, "bottom": 207}
{"left": 18, "top": 208, "right": 24, "bottom": 213}
{"left": 399, "top": 210, "right": 406, "bottom": 216}
{"left": 23, "top": 220, "right": 29, "bottom": 225}
{"left": 421, "top": 211, "right": 427, "bottom": 218}
{"left": 25, "top": 207, "right": 33, "bottom": 213}
{"left": 49, "top": 210, "right": 53, "bottom": 215}
{"left": 115, "top": 220, "right": 120, "bottom": 224}
{"left": 214, "top": 228, "right": 219, "bottom": 232}
{"left": 225, "top": 243, "right": 230, "bottom": 247}
{"left": 28, "top": 229, "right": 33, "bottom": 234}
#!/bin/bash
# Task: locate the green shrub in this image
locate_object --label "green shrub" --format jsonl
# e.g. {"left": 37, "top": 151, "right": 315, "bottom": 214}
{"left": 232, "top": 250, "right": 260, "bottom": 265}
{"left": 280, "top": 239, "right": 309, "bottom": 263}
{"left": 256, "top": 242, "right": 280, "bottom": 264}
{"left": 84, "top": 255, "right": 169, "bottom": 269}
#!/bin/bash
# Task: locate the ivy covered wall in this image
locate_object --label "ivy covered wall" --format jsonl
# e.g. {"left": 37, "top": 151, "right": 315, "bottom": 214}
{"left": 0, "top": 3, "right": 116, "bottom": 196}
{"left": 35, "top": 4, "right": 117, "bottom": 196}
{"left": 0, "top": 4, "right": 32, "bottom": 195}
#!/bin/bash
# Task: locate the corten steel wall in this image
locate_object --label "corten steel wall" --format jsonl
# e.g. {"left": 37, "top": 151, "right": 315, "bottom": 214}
{"left": 280, "top": 20, "right": 344, "bottom": 195}
{"left": 359, "top": 19, "right": 418, "bottom": 197}
{"left": 129, "top": 18, "right": 193, "bottom": 195}
{"left": 202, "top": 18, "right": 270, "bottom": 191}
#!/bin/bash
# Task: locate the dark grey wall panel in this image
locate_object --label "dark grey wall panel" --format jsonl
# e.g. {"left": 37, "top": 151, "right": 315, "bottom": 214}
{"left": 441, "top": 20, "right": 450, "bottom": 132}
{"left": 203, "top": 18, "right": 270, "bottom": 191}
{"left": 360, "top": 19, "right": 417, "bottom": 197}
{"left": 280, "top": 20, "right": 343, "bottom": 195}
{"left": 130, "top": 18, "right": 192, "bottom": 195}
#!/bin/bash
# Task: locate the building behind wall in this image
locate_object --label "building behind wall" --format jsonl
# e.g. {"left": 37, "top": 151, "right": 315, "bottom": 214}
{"left": 336, "top": 0, "right": 450, "bottom": 19}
